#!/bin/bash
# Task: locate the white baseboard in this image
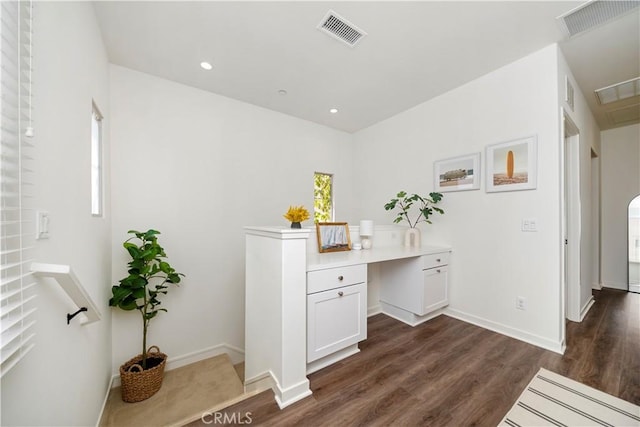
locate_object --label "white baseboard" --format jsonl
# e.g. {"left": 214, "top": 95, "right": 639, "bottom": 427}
{"left": 381, "top": 302, "right": 444, "bottom": 327}
{"left": 110, "top": 343, "right": 244, "bottom": 388}
{"left": 367, "top": 304, "right": 382, "bottom": 317}
{"left": 306, "top": 344, "right": 359, "bottom": 375}
{"left": 272, "top": 375, "right": 312, "bottom": 409}
{"left": 95, "top": 374, "right": 114, "bottom": 427}
{"left": 600, "top": 282, "right": 628, "bottom": 291}
{"left": 591, "top": 283, "right": 603, "bottom": 290}
{"left": 443, "top": 308, "right": 564, "bottom": 355}
{"left": 580, "top": 295, "right": 595, "bottom": 321}
{"left": 244, "top": 371, "right": 274, "bottom": 396}
{"left": 629, "top": 284, "right": 640, "bottom": 293}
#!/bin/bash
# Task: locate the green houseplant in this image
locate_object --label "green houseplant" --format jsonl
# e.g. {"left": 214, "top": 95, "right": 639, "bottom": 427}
{"left": 384, "top": 191, "right": 444, "bottom": 247}
{"left": 109, "top": 229, "right": 184, "bottom": 402}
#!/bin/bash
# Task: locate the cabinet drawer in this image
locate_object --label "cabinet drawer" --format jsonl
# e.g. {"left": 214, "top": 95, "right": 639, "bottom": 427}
{"left": 422, "top": 252, "right": 449, "bottom": 269}
{"left": 307, "top": 264, "right": 367, "bottom": 294}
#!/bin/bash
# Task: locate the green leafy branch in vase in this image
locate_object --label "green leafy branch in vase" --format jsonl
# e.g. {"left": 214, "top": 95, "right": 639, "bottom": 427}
{"left": 384, "top": 191, "right": 444, "bottom": 228}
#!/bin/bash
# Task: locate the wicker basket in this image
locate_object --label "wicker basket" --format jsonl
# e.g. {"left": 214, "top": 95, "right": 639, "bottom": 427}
{"left": 119, "top": 345, "right": 167, "bottom": 403}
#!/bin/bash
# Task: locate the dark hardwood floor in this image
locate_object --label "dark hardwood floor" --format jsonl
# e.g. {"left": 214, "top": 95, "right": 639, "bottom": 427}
{"left": 186, "top": 289, "right": 639, "bottom": 426}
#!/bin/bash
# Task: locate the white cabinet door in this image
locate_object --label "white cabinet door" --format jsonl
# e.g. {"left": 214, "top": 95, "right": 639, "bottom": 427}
{"left": 307, "top": 283, "right": 367, "bottom": 363}
{"left": 421, "top": 265, "right": 448, "bottom": 315}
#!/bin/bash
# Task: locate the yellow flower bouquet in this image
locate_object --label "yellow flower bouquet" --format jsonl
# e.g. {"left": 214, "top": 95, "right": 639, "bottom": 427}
{"left": 283, "top": 205, "right": 310, "bottom": 228}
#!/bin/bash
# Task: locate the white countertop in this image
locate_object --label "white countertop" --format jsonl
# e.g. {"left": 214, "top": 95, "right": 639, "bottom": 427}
{"left": 306, "top": 245, "right": 451, "bottom": 272}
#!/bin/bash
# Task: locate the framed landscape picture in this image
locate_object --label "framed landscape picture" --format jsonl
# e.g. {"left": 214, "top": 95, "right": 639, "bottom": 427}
{"left": 486, "top": 135, "right": 537, "bottom": 192}
{"left": 434, "top": 153, "right": 481, "bottom": 192}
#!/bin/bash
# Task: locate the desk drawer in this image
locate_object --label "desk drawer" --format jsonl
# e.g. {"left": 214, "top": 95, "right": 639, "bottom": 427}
{"left": 422, "top": 252, "right": 449, "bottom": 269}
{"left": 307, "top": 264, "right": 367, "bottom": 294}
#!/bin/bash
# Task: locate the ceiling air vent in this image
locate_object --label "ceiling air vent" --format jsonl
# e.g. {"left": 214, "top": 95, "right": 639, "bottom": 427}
{"left": 595, "top": 77, "right": 640, "bottom": 105}
{"left": 317, "top": 10, "right": 367, "bottom": 47}
{"left": 557, "top": 0, "right": 640, "bottom": 38}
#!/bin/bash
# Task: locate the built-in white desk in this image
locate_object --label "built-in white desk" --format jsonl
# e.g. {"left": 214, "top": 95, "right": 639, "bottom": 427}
{"left": 307, "top": 244, "right": 448, "bottom": 271}
{"left": 244, "top": 226, "right": 451, "bottom": 409}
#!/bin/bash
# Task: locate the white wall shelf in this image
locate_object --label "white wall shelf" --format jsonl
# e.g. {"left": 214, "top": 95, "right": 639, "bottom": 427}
{"left": 30, "top": 263, "right": 101, "bottom": 325}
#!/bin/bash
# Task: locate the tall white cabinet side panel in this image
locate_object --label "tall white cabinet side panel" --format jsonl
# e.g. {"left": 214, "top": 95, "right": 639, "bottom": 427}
{"left": 245, "top": 233, "right": 283, "bottom": 381}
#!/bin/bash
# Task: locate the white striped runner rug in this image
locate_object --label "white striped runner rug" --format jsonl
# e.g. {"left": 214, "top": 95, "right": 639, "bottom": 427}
{"left": 499, "top": 368, "right": 640, "bottom": 427}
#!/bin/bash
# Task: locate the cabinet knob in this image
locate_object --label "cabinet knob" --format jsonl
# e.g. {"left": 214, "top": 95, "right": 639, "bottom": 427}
{"left": 338, "top": 291, "right": 344, "bottom": 297}
{"left": 338, "top": 275, "right": 344, "bottom": 281}
{"left": 436, "top": 269, "right": 441, "bottom": 273}
{"left": 436, "top": 258, "right": 441, "bottom": 262}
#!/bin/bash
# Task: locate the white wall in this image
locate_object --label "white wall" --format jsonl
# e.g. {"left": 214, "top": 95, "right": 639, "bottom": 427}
{"left": 601, "top": 124, "right": 640, "bottom": 290}
{"left": 1, "top": 3, "right": 112, "bottom": 426}
{"left": 557, "top": 49, "right": 601, "bottom": 315}
{"left": 352, "top": 45, "right": 564, "bottom": 351}
{"left": 109, "top": 66, "right": 354, "bottom": 373}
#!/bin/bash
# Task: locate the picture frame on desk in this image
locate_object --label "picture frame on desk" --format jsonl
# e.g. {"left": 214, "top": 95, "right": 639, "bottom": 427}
{"left": 316, "top": 222, "right": 352, "bottom": 253}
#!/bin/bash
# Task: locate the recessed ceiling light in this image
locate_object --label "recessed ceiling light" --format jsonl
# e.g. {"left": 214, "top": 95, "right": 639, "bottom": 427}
{"left": 278, "top": 89, "right": 288, "bottom": 96}
{"left": 329, "top": 108, "right": 338, "bottom": 114}
{"left": 200, "top": 62, "right": 213, "bottom": 71}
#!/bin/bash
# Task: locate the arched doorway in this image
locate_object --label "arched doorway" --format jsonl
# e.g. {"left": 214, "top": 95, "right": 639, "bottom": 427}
{"left": 629, "top": 195, "right": 640, "bottom": 293}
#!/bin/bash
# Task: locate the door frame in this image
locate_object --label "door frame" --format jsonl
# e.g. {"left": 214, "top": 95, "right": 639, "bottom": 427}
{"left": 561, "top": 110, "right": 582, "bottom": 323}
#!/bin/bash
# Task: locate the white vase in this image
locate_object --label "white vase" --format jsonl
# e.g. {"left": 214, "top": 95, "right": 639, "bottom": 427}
{"left": 404, "top": 228, "right": 421, "bottom": 248}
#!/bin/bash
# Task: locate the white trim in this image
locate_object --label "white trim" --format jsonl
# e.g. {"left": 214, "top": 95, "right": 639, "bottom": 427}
{"left": 381, "top": 302, "right": 445, "bottom": 327}
{"left": 601, "top": 282, "right": 629, "bottom": 291}
{"left": 272, "top": 375, "right": 312, "bottom": 409}
{"left": 244, "top": 371, "right": 274, "bottom": 395}
{"left": 629, "top": 284, "right": 640, "bottom": 293}
{"left": 592, "top": 282, "right": 603, "bottom": 290}
{"left": 110, "top": 343, "right": 244, "bottom": 388}
{"left": 367, "top": 304, "right": 382, "bottom": 317}
{"left": 95, "top": 374, "right": 114, "bottom": 427}
{"left": 443, "top": 308, "right": 565, "bottom": 354}
{"left": 306, "top": 344, "right": 359, "bottom": 375}
{"left": 579, "top": 295, "right": 595, "bottom": 321}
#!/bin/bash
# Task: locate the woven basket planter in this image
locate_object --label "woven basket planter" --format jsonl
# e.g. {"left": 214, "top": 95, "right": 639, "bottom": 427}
{"left": 119, "top": 346, "right": 167, "bottom": 403}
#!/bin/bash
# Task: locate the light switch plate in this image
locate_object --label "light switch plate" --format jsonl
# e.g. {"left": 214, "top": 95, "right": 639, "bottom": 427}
{"left": 521, "top": 218, "right": 538, "bottom": 232}
{"left": 36, "top": 211, "right": 50, "bottom": 239}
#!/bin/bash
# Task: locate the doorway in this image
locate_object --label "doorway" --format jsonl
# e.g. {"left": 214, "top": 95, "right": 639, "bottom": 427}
{"left": 562, "top": 112, "right": 581, "bottom": 322}
{"left": 629, "top": 195, "right": 640, "bottom": 293}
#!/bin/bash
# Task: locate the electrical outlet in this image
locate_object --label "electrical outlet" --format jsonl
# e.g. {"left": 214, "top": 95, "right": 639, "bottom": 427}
{"left": 516, "top": 296, "right": 526, "bottom": 310}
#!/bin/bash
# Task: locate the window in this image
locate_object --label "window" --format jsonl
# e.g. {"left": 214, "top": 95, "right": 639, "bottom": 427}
{"left": 91, "top": 103, "right": 103, "bottom": 216}
{"left": 1, "top": 0, "right": 37, "bottom": 377}
{"left": 314, "top": 172, "right": 333, "bottom": 222}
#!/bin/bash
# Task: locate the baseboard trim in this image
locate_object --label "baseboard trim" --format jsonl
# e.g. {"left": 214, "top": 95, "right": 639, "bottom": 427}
{"left": 367, "top": 304, "right": 382, "bottom": 317}
{"left": 111, "top": 343, "right": 244, "bottom": 388}
{"left": 381, "top": 301, "right": 445, "bottom": 327}
{"left": 272, "top": 375, "right": 312, "bottom": 409}
{"left": 244, "top": 371, "right": 274, "bottom": 396}
{"left": 629, "top": 284, "right": 640, "bottom": 294}
{"left": 95, "top": 374, "right": 114, "bottom": 427}
{"left": 306, "top": 344, "right": 359, "bottom": 375}
{"left": 580, "top": 295, "right": 595, "bottom": 322}
{"left": 443, "top": 308, "right": 564, "bottom": 355}
{"left": 591, "top": 282, "right": 603, "bottom": 290}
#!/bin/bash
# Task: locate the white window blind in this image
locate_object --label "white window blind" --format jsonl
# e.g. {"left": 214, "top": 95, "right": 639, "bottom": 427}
{"left": 1, "top": 0, "right": 36, "bottom": 377}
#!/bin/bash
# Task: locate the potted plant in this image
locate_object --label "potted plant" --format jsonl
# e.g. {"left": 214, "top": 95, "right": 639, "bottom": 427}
{"left": 109, "top": 229, "right": 184, "bottom": 402}
{"left": 384, "top": 191, "right": 444, "bottom": 247}
{"left": 283, "top": 205, "right": 310, "bottom": 229}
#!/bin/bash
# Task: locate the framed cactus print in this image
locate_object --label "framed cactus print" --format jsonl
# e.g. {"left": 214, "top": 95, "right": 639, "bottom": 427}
{"left": 486, "top": 135, "right": 537, "bottom": 192}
